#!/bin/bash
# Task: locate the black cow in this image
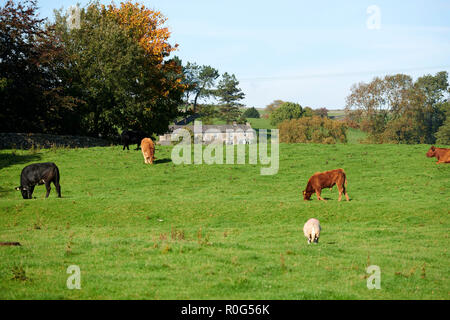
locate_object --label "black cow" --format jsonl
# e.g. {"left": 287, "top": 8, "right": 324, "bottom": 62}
{"left": 15, "top": 162, "right": 61, "bottom": 199}
{"left": 121, "top": 130, "right": 146, "bottom": 150}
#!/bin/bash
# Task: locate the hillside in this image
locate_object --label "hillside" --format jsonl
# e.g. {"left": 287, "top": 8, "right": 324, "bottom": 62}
{"left": 0, "top": 143, "right": 448, "bottom": 299}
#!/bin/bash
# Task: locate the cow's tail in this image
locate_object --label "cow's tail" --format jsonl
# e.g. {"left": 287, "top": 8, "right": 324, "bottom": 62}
{"left": 54, "top": 164, "right": 60, "bottom": 184}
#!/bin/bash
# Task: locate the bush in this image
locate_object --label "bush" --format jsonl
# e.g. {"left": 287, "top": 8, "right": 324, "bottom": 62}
{"left": 343, "top": 117, "right": 359, "bottom": 129}
{"left": 435, "top": 118, "right": 450, "bottom": 145}
{"left": 242, "top": 107, "right": 260, "bottom": 118}
{"left": 435, "top": 102, "right": 450, "bottom": 145}
{"left": 278, "top": 116, "right": 347, "bottom": 144}
{"left": 270, "top": 102, "right": 303, "bottom": 126}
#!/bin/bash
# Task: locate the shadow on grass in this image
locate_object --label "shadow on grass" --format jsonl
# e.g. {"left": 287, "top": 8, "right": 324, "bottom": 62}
{"left": 305, "top": 197, "right": 353, "bottom": 202}
{"left": 154, "top": 158, "right": 172, "bottom": 164}
{"left": 0, "top": 152, "right": 42, "bottom": 170}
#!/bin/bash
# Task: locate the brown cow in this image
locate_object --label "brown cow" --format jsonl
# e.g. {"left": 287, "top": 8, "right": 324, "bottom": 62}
{"left": 141, "top": 138, "right": 155, "bottom": 164}
{"left": 303, "top": 168, "right": 349, "bottom": 201}
{"left": 426, "top": 146, "right": 450, "bottom": 164}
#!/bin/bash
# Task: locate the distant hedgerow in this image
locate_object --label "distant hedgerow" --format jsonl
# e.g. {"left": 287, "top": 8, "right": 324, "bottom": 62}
{"left": 278, "top": 116, "right": 347, "bottom": 144}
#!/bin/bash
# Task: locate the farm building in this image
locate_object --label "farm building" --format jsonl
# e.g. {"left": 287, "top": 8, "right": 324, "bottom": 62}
{"left": 159, "top": 122, "right": 255, "bottom": 145}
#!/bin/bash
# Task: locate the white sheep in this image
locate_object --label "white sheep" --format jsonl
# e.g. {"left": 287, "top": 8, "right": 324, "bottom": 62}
{"left": 303, "top": 218, "right": 321, "bottom": 244}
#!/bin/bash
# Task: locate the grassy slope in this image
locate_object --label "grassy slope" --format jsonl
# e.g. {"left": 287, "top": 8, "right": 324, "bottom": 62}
{"left": 0, "top": 142, "right": 448, "bottom": 299}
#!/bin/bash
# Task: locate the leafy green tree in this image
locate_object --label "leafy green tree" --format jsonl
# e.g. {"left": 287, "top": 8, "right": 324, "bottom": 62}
{"left": 314, "top": 108, "right": 328, "bottom": 118}
{"left": 435, "top": 101, "right": 450, "bottom": 145}
{"left": 198, "top": 104, "right": 218, "bottom": 125}
{"left": 413, "top": 71, "right": 449, "bottom": 143}
{"left": 265, "top": 100, "right": 284, "bottom": 114}
{"left": 216, "top": 73, "right": 245, "bottom": 124}
{"left": 54, "top": 2, "right": 183, "bottom": 137}
{"left": 345, "top": 72, "right": 449, "bottom": 143}
{"left": 182, "top": 62, "right": 219, "bottom": 113}
{"left": 242, "top": 107, "right": 260, "bottom": 118}
{"left": 269, "top": 102, "right": 304, "bottom": 126}
{"left": 0, "top": 0, "right": 76, "bottom": 133}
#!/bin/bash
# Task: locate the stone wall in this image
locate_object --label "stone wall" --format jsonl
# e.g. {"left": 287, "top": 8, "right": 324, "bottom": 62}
{"left": 0, "top": 133, "right": 111, "bottom": 150}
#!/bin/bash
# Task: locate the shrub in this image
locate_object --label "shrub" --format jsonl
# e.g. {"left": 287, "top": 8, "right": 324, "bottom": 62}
{"left": 435, "top": 118, "right": 450, "bottom": 145}
{"left": 270, "top": 102, "right": 303, "bottom": 126}
{"left": 242, "top": 107, "right": 260, "bottom": 118}
{"left": 278, "top": 116, "right": 347, "bottom": 144}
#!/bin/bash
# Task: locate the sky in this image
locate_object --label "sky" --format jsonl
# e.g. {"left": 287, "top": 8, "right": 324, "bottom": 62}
{"left": 12, "top": 0, "right": 450, "bottom": 109}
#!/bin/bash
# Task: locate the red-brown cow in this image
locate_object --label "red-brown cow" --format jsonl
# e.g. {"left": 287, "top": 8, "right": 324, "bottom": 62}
{"left": 303, "top": 168, "right": 349, "bottom": 201}
{"left": 426, "top": 146, "right": 450, "bottom": 164}
{"left": 141, "top": 138, "right": 155, "bottom": 164}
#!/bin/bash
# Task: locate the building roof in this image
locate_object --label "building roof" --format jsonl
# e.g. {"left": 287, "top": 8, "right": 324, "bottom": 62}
{"left": 167, "top": 123, "right": 253, "bottom": 134}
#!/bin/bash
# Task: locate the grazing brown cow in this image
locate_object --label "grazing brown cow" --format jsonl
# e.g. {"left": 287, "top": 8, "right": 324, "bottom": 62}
{"left": 426, "top": 146, "right": 450, "bottom": 164}
{"left": 303, "top": 168, "right": 349, "bottom": 201}
{"left": 141, "top": 138, "right": 155, "bottom": 164}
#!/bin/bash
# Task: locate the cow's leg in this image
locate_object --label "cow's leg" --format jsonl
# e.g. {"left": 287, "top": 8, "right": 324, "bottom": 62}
{"left": 44, "top": 182, "right": 51, "bottom": 198}
{"left": 316, "top": 190, "right": 326, "bottom": 201}
{"left": 27, "top": 186, "right": 35, "bottom": 199}
{"left": 143, "top": 152, "right": 148, "bottom": 164}
{"left": 340, "top": 184, "right": 349, "bottom": 201}
{"left": 54, "top": 182, "right": 61, "bottom": 198}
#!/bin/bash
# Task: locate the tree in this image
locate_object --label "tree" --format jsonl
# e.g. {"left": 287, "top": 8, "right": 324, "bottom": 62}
{"left": 314, "top": 108, "right": 328, "bottom": 118}
{"left": 269, "top": 102, "right": 304, "bottom": 126}
{"left": 54, "top": 1, "right": 184, "bottom": 137}
{"left": 198, "top": 104, "right": 218, "bottom": 125}
{"left": 265, "top": 100, "right": 284, "bottom": 115}
{"left": 0, "top": 0, "right": 76, "bottom": 133}
{"left": 182, "top": 62, "right": 219, "bottom": 113}
{"left": 345, "top": 72, "right": 449, "bottom": 143}
{"left": 216, "top": 73, "right": 245, "bottom": 124}
{"left": 413, "top": 71, "right": 449, "bottom": 143}
{"left": 435, "top": 101, "right": 450, "bottom": 145}
{"left": 242, "top": 107, "right": 260, "bottom": 118}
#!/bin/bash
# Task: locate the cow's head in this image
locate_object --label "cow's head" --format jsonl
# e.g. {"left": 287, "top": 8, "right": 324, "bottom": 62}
{"left": 15, "top": 186, "right": 31, "bottom": 199}
{"left": 302, "top": 190, "right": 312, "bottom": 201}
{"left": 426, "top": 146, "right": 436, "bottom": 158}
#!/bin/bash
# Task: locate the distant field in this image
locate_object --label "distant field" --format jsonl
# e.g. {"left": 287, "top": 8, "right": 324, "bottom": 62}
{"left": 328, "top": 110, "right": 346, "bottom": 120}
{"left": 246, "top": 117, "right": 275, "bottom": 130}
{"left": 0, "top": 142, "right": 448, "bottom": 299}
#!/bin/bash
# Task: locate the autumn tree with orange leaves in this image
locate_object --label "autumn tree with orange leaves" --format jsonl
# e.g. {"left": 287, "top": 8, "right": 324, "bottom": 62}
{"left": 53, "top": 1, "right": 185, "bottom": 138}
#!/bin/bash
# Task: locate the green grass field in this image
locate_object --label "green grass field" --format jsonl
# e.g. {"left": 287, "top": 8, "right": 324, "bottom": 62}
{"left": 0, "top": 140, "right": 449, "bottom": 299}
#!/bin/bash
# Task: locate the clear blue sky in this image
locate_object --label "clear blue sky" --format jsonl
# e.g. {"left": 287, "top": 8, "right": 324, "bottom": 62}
{"left": 16, "top": 0, "right": 450, "bottom": 109}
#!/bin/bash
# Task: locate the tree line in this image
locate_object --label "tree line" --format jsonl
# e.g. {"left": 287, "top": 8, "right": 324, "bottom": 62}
{"left": 0, "top": 0, "right": 246, "bottom": 139}
{"left": 345, "top": 71, "right": 450, "bottom": 144}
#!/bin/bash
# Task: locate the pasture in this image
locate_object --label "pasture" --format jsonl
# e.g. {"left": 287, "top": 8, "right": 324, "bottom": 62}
{"left": 0, "top": 142, "right": 448, "bottom": 299}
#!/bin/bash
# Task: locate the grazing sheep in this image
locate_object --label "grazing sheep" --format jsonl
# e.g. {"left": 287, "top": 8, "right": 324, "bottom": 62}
{"left": 303, "top": 218, "right": 321, "bottom": 244}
